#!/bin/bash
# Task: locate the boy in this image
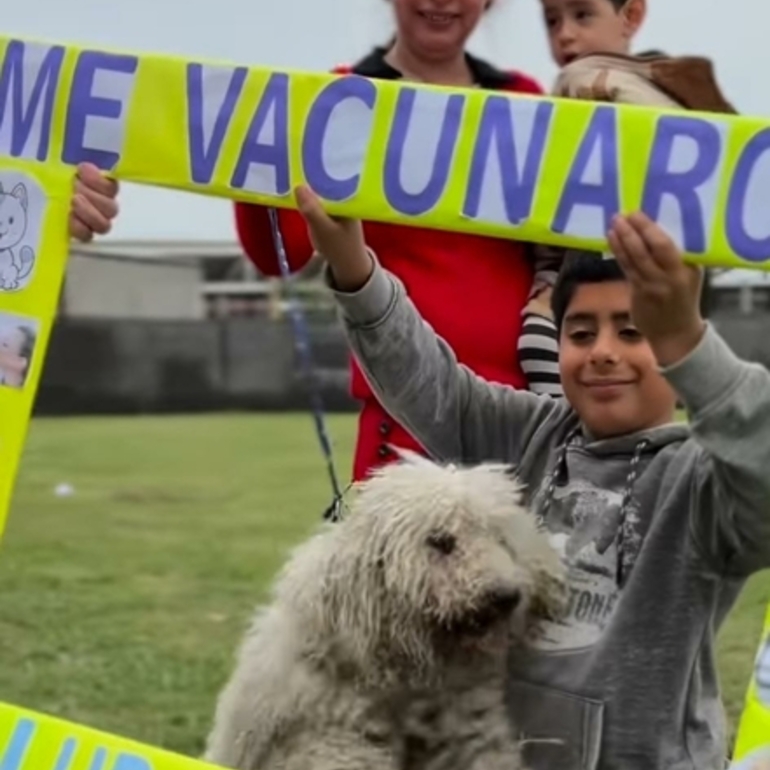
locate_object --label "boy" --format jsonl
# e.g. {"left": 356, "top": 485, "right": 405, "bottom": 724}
{"left": 538, "top": 4, "right": 768, "bottom": 758}
{"left": 292, "top": 183, "right": 770, "bottom": 770}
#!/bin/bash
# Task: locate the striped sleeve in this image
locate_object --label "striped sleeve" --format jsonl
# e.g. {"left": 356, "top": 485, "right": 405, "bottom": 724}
{"left": 518, "top": 314, "right": 563, "bottom": 398}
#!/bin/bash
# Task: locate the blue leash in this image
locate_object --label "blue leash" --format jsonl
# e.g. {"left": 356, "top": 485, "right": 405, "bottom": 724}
{"left": 267, "top": 207, "right": 345, "bottom": 522}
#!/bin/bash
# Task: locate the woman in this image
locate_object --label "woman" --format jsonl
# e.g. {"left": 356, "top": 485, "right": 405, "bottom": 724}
{"left": 235, "top": 0, "right": 562, "bottom": 482}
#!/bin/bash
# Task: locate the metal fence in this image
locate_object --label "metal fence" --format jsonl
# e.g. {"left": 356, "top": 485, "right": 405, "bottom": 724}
{"left": 35, "top": 316, "right": 355, "bottom": 415}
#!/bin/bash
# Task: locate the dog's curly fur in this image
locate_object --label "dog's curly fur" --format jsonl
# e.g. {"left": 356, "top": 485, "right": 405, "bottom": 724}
{"left": 204, "top": 452, "right": 565, "bottom": 770}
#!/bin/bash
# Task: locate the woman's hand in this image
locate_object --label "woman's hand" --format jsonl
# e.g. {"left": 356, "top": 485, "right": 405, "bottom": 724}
{"left": 69, "top": 163, "right": 119, "bottom": 242}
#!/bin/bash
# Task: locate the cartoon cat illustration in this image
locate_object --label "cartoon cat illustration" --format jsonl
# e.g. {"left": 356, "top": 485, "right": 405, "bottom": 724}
{"left": 0, "top": 181, "right": 35, "bottom": 291}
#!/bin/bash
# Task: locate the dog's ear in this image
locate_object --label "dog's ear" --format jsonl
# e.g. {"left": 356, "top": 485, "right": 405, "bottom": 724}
{"left": 518, "top": 565, "right": 567, "bottom": 648}
{"left": 315, "top": 526, "right": 388, "bottom": 668}
{"left": 528, "top": 565, "right": 567, "bottom": 623}
{"left": 516, "top": 522, "right": 568, "bottom": 628}
{"left": 503, "top": 502, "right": 566, "bottom": 625}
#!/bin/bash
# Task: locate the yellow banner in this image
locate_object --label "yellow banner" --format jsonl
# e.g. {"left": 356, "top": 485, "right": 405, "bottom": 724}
{"left": 732, "top": 604, "right": 770, "bottom": 765}
{"left": 0, "top": 701, "right": 221, "bottom": 770}
{"left": 0, "top": 157, "right": 72, "bottom": 535}
{"left": 2, "top": 34, "right": 770, "bottom": 270}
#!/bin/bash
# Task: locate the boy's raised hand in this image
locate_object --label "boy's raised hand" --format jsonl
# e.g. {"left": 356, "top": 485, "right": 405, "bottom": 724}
{"left": 294, "top": 185, "right": 373, "bottom": 292}
{"left": 608, "top": 212, "right": 706, "bottom": 367}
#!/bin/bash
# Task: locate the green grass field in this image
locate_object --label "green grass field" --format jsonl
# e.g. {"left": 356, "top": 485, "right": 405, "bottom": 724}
{"left": 0, "top": 413, "right": 768, "bottom": 757}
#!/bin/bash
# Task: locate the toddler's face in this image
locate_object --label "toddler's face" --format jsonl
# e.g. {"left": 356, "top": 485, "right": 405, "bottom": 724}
{"left": 540, "top": 0, "right": 643, "bottom": 68}
{"left": 0, "top": 328, "right": 25, "bottom": 357}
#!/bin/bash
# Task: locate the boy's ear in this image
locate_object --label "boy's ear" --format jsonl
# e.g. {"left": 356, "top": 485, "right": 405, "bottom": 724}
{"left": 621, "top": 0, "right": 646, "bottom": 39}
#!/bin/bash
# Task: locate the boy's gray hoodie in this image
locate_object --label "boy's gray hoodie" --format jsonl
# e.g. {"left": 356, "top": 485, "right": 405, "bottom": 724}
{"left": 327, "top": 261, "right": 770, "bottom": 770}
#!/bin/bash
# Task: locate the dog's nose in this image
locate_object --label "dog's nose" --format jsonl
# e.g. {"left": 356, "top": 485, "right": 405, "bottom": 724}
{"left": 485, "top": 588, "right": 521, "bottom": 615}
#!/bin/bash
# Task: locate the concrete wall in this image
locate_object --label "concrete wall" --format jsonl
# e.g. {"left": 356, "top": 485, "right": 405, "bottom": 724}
{"left": 63, "top": 255, "right": 205, "bottom": 320}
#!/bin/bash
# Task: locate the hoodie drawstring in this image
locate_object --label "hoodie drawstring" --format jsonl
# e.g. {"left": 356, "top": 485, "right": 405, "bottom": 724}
{"left": 615, "top": 438, "right": 650, "bottom": 586}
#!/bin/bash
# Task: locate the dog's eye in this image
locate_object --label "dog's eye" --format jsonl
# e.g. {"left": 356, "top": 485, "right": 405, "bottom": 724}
{"left": 426, "top": 531, "right": 456, "bottom": 555}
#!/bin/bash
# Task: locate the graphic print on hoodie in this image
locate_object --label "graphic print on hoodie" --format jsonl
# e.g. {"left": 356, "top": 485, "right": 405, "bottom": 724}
{"left": 524, "top": 429, "right": 653, "bottom": 654}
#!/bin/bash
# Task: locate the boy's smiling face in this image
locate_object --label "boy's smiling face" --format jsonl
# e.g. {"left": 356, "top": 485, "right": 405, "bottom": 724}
{"left": 540, "top": 0, "right": 645, "bottom": 67}
{"left": 559, "top": 280, "right": 677, "bottom": 439}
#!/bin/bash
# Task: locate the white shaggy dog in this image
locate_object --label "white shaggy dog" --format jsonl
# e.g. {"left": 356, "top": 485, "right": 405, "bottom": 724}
{"left": 204, "top": 452, "right": 565, "bottom": 770}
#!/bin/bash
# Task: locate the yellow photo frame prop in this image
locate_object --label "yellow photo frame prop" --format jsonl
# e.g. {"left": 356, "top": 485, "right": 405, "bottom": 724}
{"left": 0, "top": 701, "right": 222, "bottom": 770}
{"left": 732, "top": 604, "right": 770, "bottom": 764}
{"left": 0, "top": 157, "right": 72, "bottom": 539}
{"left": 3, "top": 32, "right": 770, "bottom": 770}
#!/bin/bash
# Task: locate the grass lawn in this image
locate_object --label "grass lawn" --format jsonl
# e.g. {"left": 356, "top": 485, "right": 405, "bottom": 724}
{"left": 0, "top": 413, "right": 767, "bottom": 757}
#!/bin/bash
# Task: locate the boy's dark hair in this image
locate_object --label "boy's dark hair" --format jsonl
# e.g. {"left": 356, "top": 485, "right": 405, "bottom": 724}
{"left": 551, "top": 251, "right": 626, "bottom": 334}
{"left": 607, "top": 0, "right": 627, "bottom": 8}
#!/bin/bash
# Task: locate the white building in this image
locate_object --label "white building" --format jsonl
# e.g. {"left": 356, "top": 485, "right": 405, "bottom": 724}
{"left": 63, "top": 240, "right": 328, "bottom": 320}
{"left": 711, "top": 269, "right": 770, "bottom": 315}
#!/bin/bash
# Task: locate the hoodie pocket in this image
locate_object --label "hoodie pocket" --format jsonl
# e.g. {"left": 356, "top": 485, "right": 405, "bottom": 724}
{"left": 506, "top": 678, "right": 604, "bottom": 770}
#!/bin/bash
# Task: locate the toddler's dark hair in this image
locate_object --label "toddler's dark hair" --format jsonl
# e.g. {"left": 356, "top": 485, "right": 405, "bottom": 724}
{"left": 607, "top": 0, "right": 628, "bottom": 8}
{"left": 16, "top": 326, "right": 36, "bottom": 361}
{"left": 551, "top": 251, "right": 626, "bottom": 334}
